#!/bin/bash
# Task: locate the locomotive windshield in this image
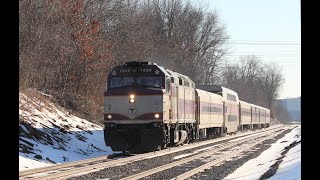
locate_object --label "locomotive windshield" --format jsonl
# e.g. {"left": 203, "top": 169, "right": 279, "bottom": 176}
{"left": 109, "top": 76, "right": 163, "bottom": 89}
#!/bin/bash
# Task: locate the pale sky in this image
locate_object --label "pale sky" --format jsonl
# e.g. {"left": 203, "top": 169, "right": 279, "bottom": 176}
{"left": 193, "top": 0, "right": 301, "bottom": 99}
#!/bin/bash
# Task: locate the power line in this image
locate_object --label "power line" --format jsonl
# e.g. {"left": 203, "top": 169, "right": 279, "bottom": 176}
{"left": 228, "top": 42, "right": 300, "bottom": 45}
{"left": 230, "top": 40, "right": 300, "bottom": 43}
{"left": 226, "top": 40, "right": 301, "bottom": 45}
{"left": 225, "top": 54, "right": 300, "bottom": 56}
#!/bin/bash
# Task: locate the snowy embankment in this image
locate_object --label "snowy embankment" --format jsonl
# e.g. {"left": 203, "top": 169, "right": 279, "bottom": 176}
{"left": 19, "top": 92, "right": 117, "bottom": 171}
{"left": 224, "top": 125, "right": 301, "bottom": 180}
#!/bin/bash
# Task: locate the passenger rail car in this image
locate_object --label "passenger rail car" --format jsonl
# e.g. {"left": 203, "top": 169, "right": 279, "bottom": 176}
{"left": 198, "top": 85, "right": 240, "bottom": 134}
{"left": 195, "top": 89, "right": 225, "bottom": 139}
{"left": 103, "top": 61, "right": 271, "bottom": 153}
{"left": 239, "top": 100, "right": 252, "bottom": 131}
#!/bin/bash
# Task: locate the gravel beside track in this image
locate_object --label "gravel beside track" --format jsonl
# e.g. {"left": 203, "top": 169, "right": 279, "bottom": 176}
{"left": 68, "top": 138, "right": 230, "bottom": 180}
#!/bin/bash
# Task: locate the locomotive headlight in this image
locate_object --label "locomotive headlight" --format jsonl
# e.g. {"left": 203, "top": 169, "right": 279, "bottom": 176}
{"left": 107, "top": 115, "right": 112, "bottom": 119}
{"left": 155, "top": 114, "right": 160, "bottom": 118}
{"left": 129, "top": 94, "right": 135, "bottom": 103}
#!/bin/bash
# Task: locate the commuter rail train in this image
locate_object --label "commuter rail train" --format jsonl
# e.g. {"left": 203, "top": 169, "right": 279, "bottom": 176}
{"left": 103, "top": 61, "right": 271, "bottom": 153}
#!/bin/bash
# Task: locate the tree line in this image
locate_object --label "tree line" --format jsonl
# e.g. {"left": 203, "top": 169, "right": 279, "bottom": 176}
{"left": 19, "top": 0, "right": 286, "bottom": 123}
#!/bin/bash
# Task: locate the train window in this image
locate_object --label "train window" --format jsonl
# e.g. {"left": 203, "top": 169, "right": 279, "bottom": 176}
{"left": 242, "top": 110, "right": 245, "bottom": 115}
{"left": 178, "top": 78, "right": 183, "bottom": 85}
{"left": 242, "top": 109, "right": 251, "bottom": 116}
{"left": 213, "top": 107, "right": 222, "bottom": 113}
{"left": 227, "top": 94, "right": 236, "bottom": 102}
{"left": 228, "top": 115, "right": 237, "bottom": 121}
{"left": 166, "top": 78, "right": 171, "bottom": 92}
{"left": 109, "top": 77, "right": 134, "bottom": 88}
{"left": 109, "top": 76, "right": 163, "bottom": 88}
{"left": 202, "top": 106, "right": 207, "bottom": 112}
{"left": 137, "top": 76, "right": 163, "bottom": 88}
{"left": 171, "top": 77, "right": 174, "bottom": 83}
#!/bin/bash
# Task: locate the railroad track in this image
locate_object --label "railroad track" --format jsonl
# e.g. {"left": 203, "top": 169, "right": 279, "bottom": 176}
{"left": 119, "top": 126, "right": 291, "bottom": 180}
{"left": 19, "top": 125, "right": 290, "bottom": 180}
{"left": 171, "top": 130, "right": 288, "bottom": 180}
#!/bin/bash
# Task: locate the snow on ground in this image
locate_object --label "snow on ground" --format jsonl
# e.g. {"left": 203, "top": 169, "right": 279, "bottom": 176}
{"left": 224, "top": 125, "right": 301, "bottom": 180}
{"left": 19, "top": 92, "right": 120, "bottom": 171}
{"left": 269, "top": 143, "right": 301, "bottom": 180}
{"left": 19, "top": 156, "right": 52, "bottom": 170}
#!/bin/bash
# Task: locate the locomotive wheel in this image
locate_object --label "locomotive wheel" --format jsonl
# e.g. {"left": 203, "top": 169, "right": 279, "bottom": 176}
{"left": 221, "top": 127, "right": 227, "bottom": 137}
{"left": 161, "top": 142, "right": 167, "bottom": 149}
{"left": 161, "top": 128, "right": 169, "bottom": 149}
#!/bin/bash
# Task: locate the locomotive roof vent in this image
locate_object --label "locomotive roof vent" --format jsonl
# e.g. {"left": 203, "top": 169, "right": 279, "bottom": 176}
{"left": 124, "top": 61, "right": 155, "bottom": 67}
{"left": 197, "top": 85, "right": 223, "bottom": 93}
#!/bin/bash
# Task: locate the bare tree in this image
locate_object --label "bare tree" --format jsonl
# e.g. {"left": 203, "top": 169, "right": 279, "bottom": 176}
{"left": 222, "top": 55, "right": 263, "bottom": 104}
{"left": 221, "top": 64, "right": 241, "bottom": 90}
{"left": 258, "top": 63, "right": 285, "bottom": 110}
{"left": 19, "top": 0, "right": 116, "bottom": 123}
{"left": 19, "top": 0, "right": 230, "bottom": 122}
{"left": 221, "top": 55, "right": 285, "bottom": 111}
{"left": 109, "top": 0, "right": 229, "bottom": 84}
{"left": 272, "top": 101, "right": 292, "bottom": 124}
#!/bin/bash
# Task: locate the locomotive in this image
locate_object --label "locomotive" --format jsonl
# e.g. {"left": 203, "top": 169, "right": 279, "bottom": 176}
{"left": 103, "top": 61, "right": 270, "bottom": 153}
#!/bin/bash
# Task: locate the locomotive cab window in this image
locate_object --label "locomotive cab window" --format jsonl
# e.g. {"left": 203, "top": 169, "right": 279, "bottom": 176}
{"left": 109, "top": 76, "right": 163, "bottom": 88}
{"left": 109, "top": 77, "right": 134, "bottom": 88}
{"left": 137, "top": 76, "right": 163, "bottom": 88}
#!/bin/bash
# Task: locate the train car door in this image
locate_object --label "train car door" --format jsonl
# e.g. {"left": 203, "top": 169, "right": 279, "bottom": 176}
{"left": 195, "top": 91, "right": 200, "bottom": 124}
{"left": 222, "top": 101, "right": 226, "bottom": 133}
{"left": 175, "top": 85, "right": 181, "bottom": 122}
{"left": 258, "top": 109, "right": 261, "bottom": 129}
{"left": 168, "top": 77, "right": 179, "bottom": 123}
{"left": 239, "top": 102, "right": 243, "bottom": 131}
{"left": 165, "top": 78, "right": 172, "bottom": 123}
{"left": 250, "top": 106, "right": 253, "bottom": 130}
{"left": 194, "top": 91, "right": 200, "bottom": 139}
